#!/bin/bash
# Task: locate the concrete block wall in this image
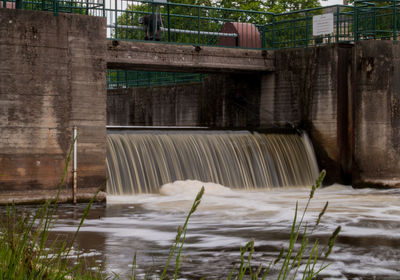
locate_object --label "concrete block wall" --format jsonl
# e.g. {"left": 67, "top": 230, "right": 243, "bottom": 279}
{"left": 265, "top": 42, "right": 400, "bottom": 188}
{"left": 0, "top": 9, "right": 107, "bottom": 196}
{"left": 353, "top": 41, "right": 400, "bottom": 187}
{"left": 107, "top": 74, "right": 261, "bottom": 128}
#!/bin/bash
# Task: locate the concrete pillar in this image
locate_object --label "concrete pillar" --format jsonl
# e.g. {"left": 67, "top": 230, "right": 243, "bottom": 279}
{"left": 0, "top": 9, "right": 107, "bottom": 201}
{"left": 353, "top": 41, "right": 400, "bottom": 187}
{"left": 259, "top": 73, "right": 275, "bottom": 127}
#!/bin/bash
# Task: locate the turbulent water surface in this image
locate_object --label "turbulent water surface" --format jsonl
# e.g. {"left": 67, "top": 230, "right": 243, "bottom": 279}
{"left": 51, "top": 181, "right": 400, "bottom": 279}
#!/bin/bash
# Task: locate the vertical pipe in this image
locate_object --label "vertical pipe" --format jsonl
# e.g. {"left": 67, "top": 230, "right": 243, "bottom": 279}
{"left": 73, "top": 126, "right": 78, "bottom": 204}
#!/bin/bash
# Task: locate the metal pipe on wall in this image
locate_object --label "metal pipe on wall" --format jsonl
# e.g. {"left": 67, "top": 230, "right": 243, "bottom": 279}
{"left": 73, "top": 126, "right": 78, "bottom": 204}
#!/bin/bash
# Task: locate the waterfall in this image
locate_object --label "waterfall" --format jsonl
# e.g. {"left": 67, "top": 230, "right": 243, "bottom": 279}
{"left": 106, "top": 131, "right": 319, "bottom": 195}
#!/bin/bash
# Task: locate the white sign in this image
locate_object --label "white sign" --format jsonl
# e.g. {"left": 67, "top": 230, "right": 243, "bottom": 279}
{"left": 313, "top": 13, "right": 334, "bottom": 36}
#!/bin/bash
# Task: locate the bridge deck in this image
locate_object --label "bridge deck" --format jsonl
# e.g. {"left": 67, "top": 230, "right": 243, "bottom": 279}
{"left": 106, "top": 40, "right": 275, "bottom": 73}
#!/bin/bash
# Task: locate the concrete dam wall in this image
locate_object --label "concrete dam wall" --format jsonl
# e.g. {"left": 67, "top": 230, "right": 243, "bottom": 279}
{"left": 107, "top": 74, "right": 261, "bottom": 129}
{"left": 1, "top": 8, "right": 400, "bottom": 203}
{"left": 108, "top": 43, "right": 400, "bottom": 187}
{"left": 0, "top": 8, "right": 107, "bottom": 201}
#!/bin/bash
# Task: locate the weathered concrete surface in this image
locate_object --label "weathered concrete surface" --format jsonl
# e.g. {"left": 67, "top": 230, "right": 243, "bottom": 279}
{"left": 0, "top": 9, "right": 107, "bottom": 200}
{"left": 107, "top": 74, "right": 261, "bottom": 128}
{"left": 353, "top": 41, "right": 400, "bottom": 188}
{"left": 0, "top": 189, "right": 107, "bottom": 205}
{"left": 106, "top": 40, "right": 275, "bottom": 73}
{"left": 262, "top": 44, "right": 353, "bottom": 184}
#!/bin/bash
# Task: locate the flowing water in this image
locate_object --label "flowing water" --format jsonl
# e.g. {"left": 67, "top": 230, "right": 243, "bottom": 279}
{"left": 52, "top": 183, "right": 400, "bottom": 279}
{"left": 106, "top": 131, "right": 319, "bottom": 194}
{"left": 51, "top": 131, "right": 400, "bottom": 279}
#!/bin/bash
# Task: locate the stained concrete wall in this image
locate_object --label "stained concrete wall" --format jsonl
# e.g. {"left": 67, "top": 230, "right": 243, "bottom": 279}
{"left": 0, "top": 8, "right": 107, "bottom": 200}
{"left": 106, "top": 40, "right": 274, "bottom": 73}
{"left": 260, "top": 44, "right": 353, "bottom": 184}
{"left": 353, "top": 41, "right": 400, "bottom": 187}
{"left": 107, "top": 74, "right": 261, "bottom": 128}
{"left": 3, "top": 6, "right": 400, "bottom": 196}
{"left": 264, "top": 42, "right": 400, "bottom": 188}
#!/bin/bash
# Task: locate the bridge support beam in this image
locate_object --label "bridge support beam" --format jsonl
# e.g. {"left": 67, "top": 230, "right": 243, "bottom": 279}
{"left": 106, "top": 41, "right": 274, "bottom": 73}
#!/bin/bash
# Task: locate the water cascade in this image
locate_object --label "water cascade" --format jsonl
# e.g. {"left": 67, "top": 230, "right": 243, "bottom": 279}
{"left": 106, "top": 131, "right": 319, "bottom": 195}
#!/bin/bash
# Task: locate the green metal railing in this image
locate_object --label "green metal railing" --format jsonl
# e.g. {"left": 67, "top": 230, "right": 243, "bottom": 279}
{"left": 3, "top": 0, "right": 400, "bottom": 49}
{"left": 107, "top": 70, "right": 205, "bottom": 89}
{"left": 1, "top": 0, "right": 103, "bottom": 15}
{"left": 355, "top": 0, "right": 400, "bottom": 41}
{"left": 105, "top": 1, "right": 358, "bottom": 49}
{"left": 106, "top": 0, "right": 273, "bottom": 49}
{"left": 266, "top": 5, "right": 355, "bottom": 49}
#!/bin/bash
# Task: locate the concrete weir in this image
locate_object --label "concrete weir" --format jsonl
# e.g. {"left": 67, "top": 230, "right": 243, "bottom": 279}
{"left": 1, "top": 8, "right": 400, "bottom": 203}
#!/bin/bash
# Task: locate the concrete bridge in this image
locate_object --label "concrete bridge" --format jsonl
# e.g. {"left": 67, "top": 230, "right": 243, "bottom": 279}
{"left": 1, "top": 8, "right": 400, "bottom": 203}
{"left": 107, "top": 40, "right": 274, "bottom": 73}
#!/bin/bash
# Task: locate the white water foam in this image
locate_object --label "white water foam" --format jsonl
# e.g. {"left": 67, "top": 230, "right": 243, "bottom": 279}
{"left": 159, "top": 180, "right": 233, "bottom": 196}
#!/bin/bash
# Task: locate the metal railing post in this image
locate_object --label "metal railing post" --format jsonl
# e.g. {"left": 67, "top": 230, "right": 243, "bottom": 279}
{"left": 125, "top": 70, "right": 128, "bottom": 88}
{"left": 373, "top": 6, "right": 376, "bottom": 39}
{"left": 16, "top": 0, "right": 22, "bottom": 9}
{"left": 167, "top": 3, "right": 171, "bottom": 42}
{"left": 197, "top": 6, "right": 201, "bottom": 44}
{"left": 261, "top": 25, "right": 266, "bottom": 49}
{"left": 152, "top": 3, "right": 155, "bottom": 40}
{"left": 305, "top": 11, "right": 309, "bottom": 47}
{"left": 293, "top": 20, "right": 296, "bottom": 48}
{"left": 114, "top": 0, "right": 118, "bottom": 39}
{"left": 394, "top": 0, "right": 397, "bottom": 42}
{"left": 53, "top": 0, "right": 58, "bottom": 15}
{"left": 272, "top": 15, "right": 275, "bottom": 49}
{"left": 336, "top": 6, "right": 340, "bottom": 43}
{"left": 354, "top": 3, "right": 359, "bottom": 41}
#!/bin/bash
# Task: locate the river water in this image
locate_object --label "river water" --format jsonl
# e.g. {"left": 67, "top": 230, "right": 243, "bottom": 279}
{"left": 51, "top": 181, "right": 400, "bottom": 279}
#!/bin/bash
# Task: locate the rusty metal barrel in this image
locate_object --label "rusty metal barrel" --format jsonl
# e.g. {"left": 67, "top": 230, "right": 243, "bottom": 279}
{"left": 218, "top": 22, "right": 261, "bottom": 49}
